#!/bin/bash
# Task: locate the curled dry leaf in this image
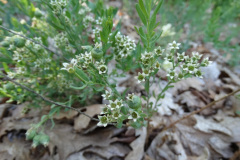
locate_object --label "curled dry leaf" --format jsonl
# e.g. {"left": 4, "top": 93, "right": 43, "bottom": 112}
{"left": 46, "top": 123, "right": 120, "bottom": 160}
{"left": 74, "top": 104, "right": 103, "bottom": 132}
{"left": 125, "top": 127, "right": 147, "bottom": 160}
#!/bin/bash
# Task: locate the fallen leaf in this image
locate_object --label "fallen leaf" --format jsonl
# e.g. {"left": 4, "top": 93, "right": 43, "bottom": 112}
{"left": 125, "top": 127, "right": 147, "bottom": 160}
{"left": 74, "top": 104, "right": 103, "bottom": 132}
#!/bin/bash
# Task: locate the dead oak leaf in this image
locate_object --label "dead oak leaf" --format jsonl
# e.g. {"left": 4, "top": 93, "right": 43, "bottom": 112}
{"left": 74, "top": 104, "right": 103, "bottom": 132}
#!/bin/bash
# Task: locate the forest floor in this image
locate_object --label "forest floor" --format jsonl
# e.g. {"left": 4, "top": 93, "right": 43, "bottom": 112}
{"left": 0, "top": 1, "right": 240, "bottom": 160}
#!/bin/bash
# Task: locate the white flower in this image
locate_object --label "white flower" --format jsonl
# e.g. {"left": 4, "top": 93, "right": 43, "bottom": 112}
{"left": 168, "top": 41, "right": 181, "bottom": 50}
{"left": 98, "top": 65, "right": 107, "bottom": 74}
{"left": 154, "top": 61, "right": 161, "bottom": 70}
{"left": 135, "top": 72, "right": 145, "bottom": 83}
{"left": 202, "top": 57, "right": 212, "bottom": 67}
{"left": 61, "top": 58, "right": 77, "bottom": 73}
{"left": 97, "top": 116, "right": 108, "bottom": 127}
{"left": 177, "top": 72, "right": 184, "bottom": 80}
{"left": 116, "top": 99, "right": 123, "bottom": 108}
{"left": 127, "top": 93, "right": 135, "bottom": 101}
{"left": 108, "top": 100, "right": 119, "bottom": 110}
{"left": 164, "top": 53, "right": 173, "bottom": 62}
{"left": 100, "top": 105, "right": 109, "bottom": 114}
{"left": 166, "top": 70, "right": 175, "bottom": 80}
{"left": 102, "top": 90, "right": 112, "bottom": 100}
{"left": 154, "top": 46, "right": 165, "bottom": 56}
{"left": 187, "top": 63, "right": 197, "bottom": 74}
{"left": 128, "top": 110, "right": 140, "bottom": 122}
{"left": 195, "top": 70, "right": 203, "bottom": 78}
{"left": 112, "top": 111, "right": 121, "bottom": 120}
{"left": 142, "top": 69, "right": 151, "bottom": 77}
{"left": 96, "top": 18, "right": 102, "bottom": 25}
{"left": 192, "top": 51, "right": 202, "bottom": 60}
{"left": 177, "top": 52, "right": 185, "bottom": 61}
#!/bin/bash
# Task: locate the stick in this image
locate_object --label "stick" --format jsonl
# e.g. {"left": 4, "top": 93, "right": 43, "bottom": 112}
{"left": 0, "top": 74, "right": 99, "bottom": 121}
{"left": 162, "top": 88, "right": 240, "bottom": 131}
{"left": 0, "top": 25, "right": 68, "bottom": 61}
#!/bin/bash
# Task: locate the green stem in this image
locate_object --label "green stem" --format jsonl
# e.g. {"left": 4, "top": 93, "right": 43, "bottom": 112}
{"left": 154, "top": 81, "right": 172, "bottom": 109}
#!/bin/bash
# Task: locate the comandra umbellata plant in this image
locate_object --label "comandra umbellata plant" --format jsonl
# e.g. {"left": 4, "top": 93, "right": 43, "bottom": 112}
{"left": 0, "top": 0, "right": 211, "bottom": 147}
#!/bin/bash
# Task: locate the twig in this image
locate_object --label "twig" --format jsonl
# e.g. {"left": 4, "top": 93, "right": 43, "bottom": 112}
{"left": 0, "top": 73, "right": 99, "bottom": 121}
{"left": 162, "top": 88, "right": 240, "bottom": 132}
{"left": 0, "top": 25, "right": 68, "bottom": 61}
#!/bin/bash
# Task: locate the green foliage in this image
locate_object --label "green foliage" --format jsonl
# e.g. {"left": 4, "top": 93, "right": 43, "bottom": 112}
{"left": 0, "top": 0, "right": 214, "bottom": 148}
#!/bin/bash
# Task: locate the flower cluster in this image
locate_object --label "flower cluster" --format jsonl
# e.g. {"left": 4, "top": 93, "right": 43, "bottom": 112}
{"left": 53, "top": 32, "right": 73, "bottom": 52}
{"left": 76, "top": 52, "right": 92, "bottom": 69}
{"left": 161, "top": 23, "right": 176, "bottom": 37}
{"left": 48, "top": 73, "right": 72, "bottom": 92}
{"left": 83, "top": 15, "right": 94, "bottom": 28}
{"left": 61, "top": 43, "right": 107, "bottom": 75}
{"left": 98, "top": 91, "right": 146, "bottom": 127}
{"left": 50, "top": 0, "right": 68, "bottom": 14}
{"left": 162, "top": 41, "right": 212, "bottom": 81}
{"left": 136, "top": 50, "right": 162, "bottom": 83}
{"left": 113, "top": 32, "right": 136, "bottom": 59}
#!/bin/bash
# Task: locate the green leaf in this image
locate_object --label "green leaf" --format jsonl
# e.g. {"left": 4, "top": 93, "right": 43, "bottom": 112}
{"left": 145, "top": 78, "right": 150, "bottom": 93}
{"left": 93, "top": 86, "right": 105, "bottom": 92}
{"left": 2, "top": 62, "right": 9, "bottom": 72}
{"left": 145, "top": 0, "right": 152, "bottom": 14}
{"left": 116, "top": 121, "right": 123, "bottom": 128}
{"left": 152, "top": 0, "right": 163, "bottom": 19}
{"left": 139, "top": 0, "right": 149, "bottom": 19}
{"left": 75, "top": 67, "right": 89, "bottom": 83}
{"left": 70, "top": 84, "right": 88, "bottom": 90}
{"left": 136, "top": 4, "right": 147, "bottom": 26}
{"left": 121, "top": 106, "right": 129, "bottom": 115}
{"left": 149, "top": 14, "right": 156, "bottom": 33}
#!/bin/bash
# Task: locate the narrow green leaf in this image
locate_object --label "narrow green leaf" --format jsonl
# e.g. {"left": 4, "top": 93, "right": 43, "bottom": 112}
{"left": 145, "top": 0, "right": 152, "bottom": 14}
{"left": 152, "top": 0, "right": 163, "bottom": 18}
{"left": 149, "top": 14, "right": 156, "bottom": 32}
{"left": 139, "top": 0, "right": 149, "bottom": 19}
{"left": 2, "top": 62, "right": 9, "bottom": 72}
{"left": 75, "top": 67, "right": 89, "bottom": 83}
{"left": 70, "top": 84, "right": 88, "bottom": 90}
{"left": 93, "top": 86, "right": 104, "bottom": 92}
{"left": 136, "top": 4, "right": 147, "bottom": 26}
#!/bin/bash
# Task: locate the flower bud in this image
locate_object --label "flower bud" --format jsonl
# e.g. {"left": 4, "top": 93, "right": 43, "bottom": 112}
{"left": 34, "top": 8, "right": 43, "bottom": 18}
{"left": 26, "top": 129, "right": 37, "bottom": 140}
{"left": 0, "top": 41, "right": 10, "bottom": 48}
{"left": 128, "top": 95, "right": 142, "bottom": 110}
{"left": 39, "top": 134, "right": 50, "bottom": 147}
{"left": 91, "top": 49, "right": 103, "bottom": 60}
{"left": 4, "top": 83, "right": 15, "bottom": 90}
{"left": 13, "top": 37, "right": 26, "bottom": 48}
{"left": 0, "top": 18, "right": 3, "bottom": 25}
{"left": 32, "top": 135, "right": 41, "bottom": 148}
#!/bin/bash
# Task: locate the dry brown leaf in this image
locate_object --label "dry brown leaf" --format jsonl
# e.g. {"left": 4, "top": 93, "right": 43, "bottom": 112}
{"left": 53, "top": 109, "right": 78, "bottom": 120}
{"left": 0, "top": 117, "right": 39, "bottom": 137}
{"left": 46, "top": 123, "right": 119, "bottom": 160}
{"left": 146, "top": 131, "right": 187, "bottom": 160}
{"left": 176, "top": 91, "right": 205, "bottom": 111}
{"left": 0, "top": 136, "right": 32, "bottom": 160}
{"left": 193, "top": 115, "right": 232, "bottom": 136}
{"left": 68, "top": 143, "right": 131, "bottom": 160}
{"left": 74, "top": 104, "right": 103, "bottom": 132}
{"left": 125, "top": 127, "right": 147, "bottom": 160}
{"left": 0, "top": 104, "right": 11, "bottom": 119}
{"left": 221, "top": 67, "right": 240, "bottom": 86}
{"left": 171, "top": 78, "right": 205, "bottom": 95}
